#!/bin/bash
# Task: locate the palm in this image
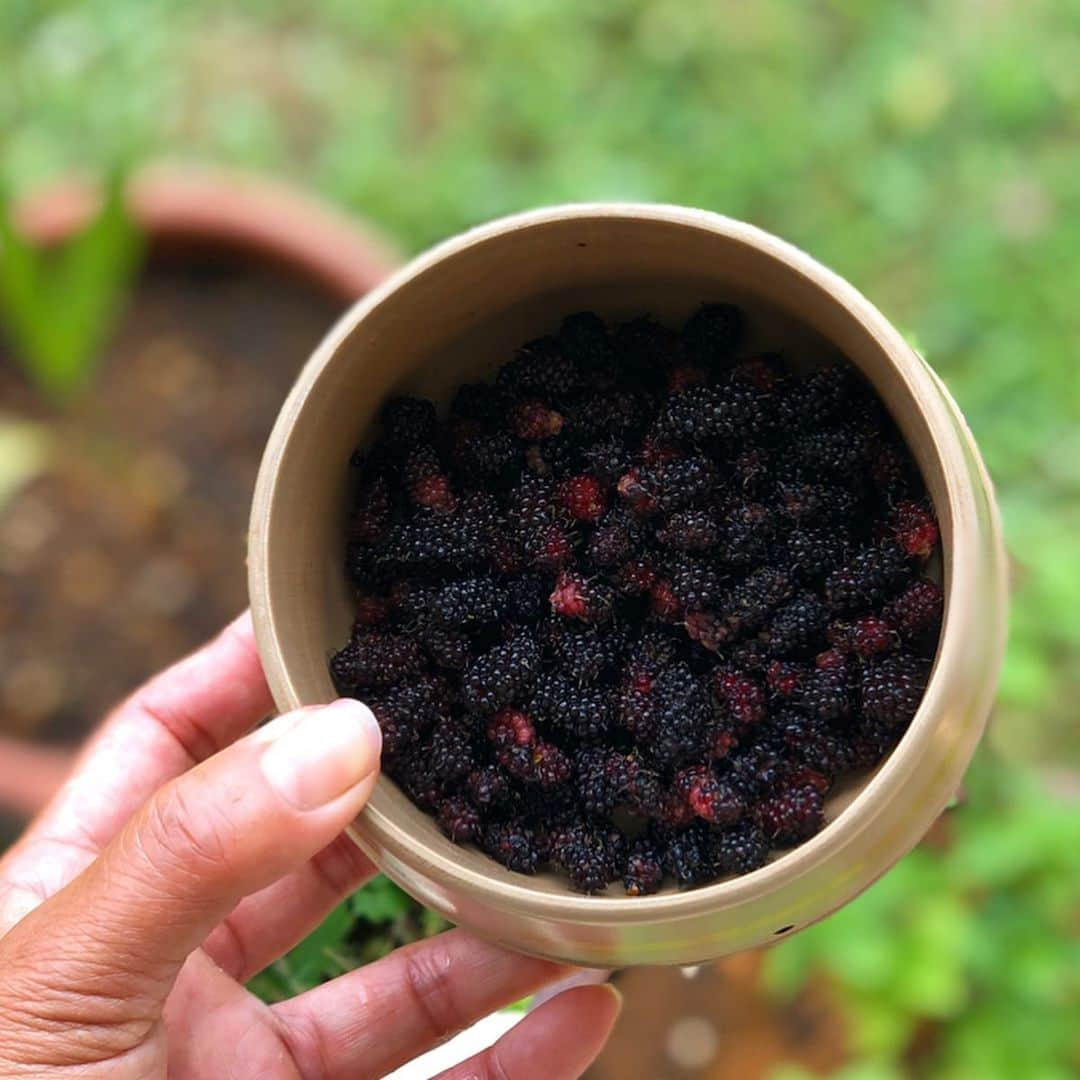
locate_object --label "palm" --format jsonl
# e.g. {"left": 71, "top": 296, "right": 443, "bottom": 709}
{"left": 0, "top": 617, "right": 616, "bottom": 1079}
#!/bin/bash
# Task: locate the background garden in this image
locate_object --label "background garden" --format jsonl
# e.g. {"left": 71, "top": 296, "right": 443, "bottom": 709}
{"left": 1, "top": 2, "right": 1077, "bottom": 1077}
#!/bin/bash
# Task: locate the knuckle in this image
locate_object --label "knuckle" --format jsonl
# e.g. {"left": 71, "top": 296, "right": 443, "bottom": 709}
{"left": 400, "top": 940, "right": 468, "bottom": 1042}
{"left": 457, "top": 1046, "right": 515, "bottom": 1080}
{"left": 139, "top": 780, "right": 236, "bottom": 887}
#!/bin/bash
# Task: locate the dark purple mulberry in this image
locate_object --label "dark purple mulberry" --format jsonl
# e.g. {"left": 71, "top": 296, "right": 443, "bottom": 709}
{"left": 462, "top": 634, "right": 542, "bottom": 713}
{"left": 656, "top": 509, "right": 721, "bottom": 552}
{"left": 436, "top": 796, "right": 481, "bottom": 842}
{"left": 380, "top": 395, "right": 437, "bottom": 450}
{"left": 826, "top": 543, "right": 911, "bottom": 614}
{"left": 429, "top": 577, "right": 510, "bottom": 627}
{"left": 860, "top": 653, "right": 929, "bottom": 727}
{"left": 755, "top": 775, "right": 826, "bottom": 845}
{"left": 713, "top": 823, "right": 770, "bottom": 875}
{"left": 886, "top": 578, "right": 944, "bottom": 643}
{"left": 633, "top": 455, "right": 720, "bottom": 513}
{"left": 624, "top": 842, "right": 665, "bottom": 896}
{"left": 788, "top": 527, "right": 848, "bottom": 581}
{"left": 481, "top": 820, "right": 539, "bottom": 874}
{"left": 683, "top": 302, "right": 744, "bottom": 362}
{"left": 330, "top": 632, "right": 424, "bottom": 691}
{"left": 529, "top": 673, "right": 612, "bottom": 740}
{"left": 765, "top": 593, "right": 830, "bottom": 657}
{"left": 497, "top": 336, "right": 582, "bottom": 403}
{"left": 655, "top": 384, "right": 763, "bottom": 444}
{"left": 467, "top": 765, "right": 512, "bottom": 810}
{"left": 587, "top": 508, "right": 641, "bottom": 567}
{"left": 669, "top": 554, "right": 725, "bottom": 613}
{"left": 429, "top": 719, "right": 477, "bottom": 782}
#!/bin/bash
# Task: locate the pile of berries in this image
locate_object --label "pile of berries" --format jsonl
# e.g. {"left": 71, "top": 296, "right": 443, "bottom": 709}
{"left": 331, "top": 305, "right": 943, "bottom": 895}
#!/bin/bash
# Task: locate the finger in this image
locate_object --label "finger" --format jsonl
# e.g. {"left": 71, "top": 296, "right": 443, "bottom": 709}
{"left": 275, "top": 928, "right": 574, "bottom": 1080}
{"left": 0, "top": 698, "right": 381, "bottom": 1022}
{"left": 0, "top": 613, "right": 272, "bottom": 931}
{"left": 202, "top": 833, "right": 377, "bottom": 980}
{"left": 437, "top": 983, "right": 622, "bottom": 1080}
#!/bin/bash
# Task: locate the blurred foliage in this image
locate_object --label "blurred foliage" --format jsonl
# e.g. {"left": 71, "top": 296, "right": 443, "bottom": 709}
{"left": 246, "top": 875, "right": 451, "bottom": 1003}
{"left": 1, "top": 1, "right": 1078, "bottom": 1072}
{"left": 2, "top": 0, "right": 1078, "bottom": 758}
{"left": 765, "top": 753, "right": 1080, "bottom": 1078}
{"left": 0, "top": 175, "right": 142, "bottom": 402}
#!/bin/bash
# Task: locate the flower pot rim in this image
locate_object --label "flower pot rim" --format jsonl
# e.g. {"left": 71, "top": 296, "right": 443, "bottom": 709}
{"left": 13, "top": 163, "right": 400, "bottom": 302}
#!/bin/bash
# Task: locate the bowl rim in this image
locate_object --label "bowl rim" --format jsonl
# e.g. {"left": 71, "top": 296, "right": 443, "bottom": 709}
{"left": 250, "top": 202, "right": 1007, "bottom": 922}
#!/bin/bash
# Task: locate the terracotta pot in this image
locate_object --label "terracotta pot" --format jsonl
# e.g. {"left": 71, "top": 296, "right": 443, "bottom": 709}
{"left": 15, "top": 164, "right": 400, "bottom": 302}
{"left": 0, "top": 167, "right": 400, "bottom": 821}
{"left": 249, "top": 205, "right": 1008, "bottom": 967}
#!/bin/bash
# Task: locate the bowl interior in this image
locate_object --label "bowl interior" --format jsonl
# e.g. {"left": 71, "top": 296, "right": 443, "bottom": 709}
{"left": 255, "top": 209, "right": 950, "bottom": 901}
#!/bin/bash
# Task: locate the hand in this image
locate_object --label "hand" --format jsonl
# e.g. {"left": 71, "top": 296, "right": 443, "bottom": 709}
{"left": 0, "top": 615, "right": 620, "bottom": 1079}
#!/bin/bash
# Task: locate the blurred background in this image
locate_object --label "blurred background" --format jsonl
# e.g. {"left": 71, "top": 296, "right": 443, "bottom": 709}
{"left": 0, "top": 2, "right": 1077, "bottom": 1078}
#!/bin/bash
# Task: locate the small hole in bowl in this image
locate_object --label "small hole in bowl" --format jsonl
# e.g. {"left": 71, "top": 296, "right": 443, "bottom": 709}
{"left": 774, "top": 924, "right": 795, "bottom": 935}
{"left": 576, "top": 241, "right": 588, "bottom": 247}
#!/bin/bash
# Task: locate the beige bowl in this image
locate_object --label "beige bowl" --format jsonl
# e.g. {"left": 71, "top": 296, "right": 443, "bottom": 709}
{"left": 249, "top": 204, "right": 1008, "bottom": 967}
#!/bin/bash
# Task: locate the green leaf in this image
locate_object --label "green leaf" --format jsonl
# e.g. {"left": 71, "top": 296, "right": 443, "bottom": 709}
{"left": 0, "top": 173, "right": 142, "bottom": 403}
{"left": 285, "top": 901, "right": 354, "bottom": 986}
{"left": 349, "top": 874, "right": 415, "bottom": 924}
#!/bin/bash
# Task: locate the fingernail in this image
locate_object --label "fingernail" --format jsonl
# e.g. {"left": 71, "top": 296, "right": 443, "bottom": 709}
{"left": 530, "top": 967, "right": 611, "bottom": 1008}
{"left": 261, "top": 699, "right": 382, "bottom": 810}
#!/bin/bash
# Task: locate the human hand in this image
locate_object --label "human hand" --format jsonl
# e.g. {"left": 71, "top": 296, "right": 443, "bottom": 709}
{"left": 0, "top": 614, "right": 620, "bottom": 1079}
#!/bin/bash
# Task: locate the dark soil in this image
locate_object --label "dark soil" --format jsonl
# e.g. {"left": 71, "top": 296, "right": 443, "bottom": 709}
{"left": 0, "top": 257, "right": 344, "bottom": 747}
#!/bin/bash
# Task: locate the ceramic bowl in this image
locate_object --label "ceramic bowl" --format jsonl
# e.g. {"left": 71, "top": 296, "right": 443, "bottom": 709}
{"left": 249, "top": 204, "right": 1007, "bottom": 967}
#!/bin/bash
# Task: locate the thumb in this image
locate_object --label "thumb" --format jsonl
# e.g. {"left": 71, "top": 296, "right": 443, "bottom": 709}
{"left": 0, "top": 698, "right": 381, "bottom": 1005}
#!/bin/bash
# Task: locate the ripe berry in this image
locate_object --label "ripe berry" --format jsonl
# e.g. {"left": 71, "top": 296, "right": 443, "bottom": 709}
{"left": 437, "top": 796, "right": 481, "bottom": 842}
{"left": 848, "top": 615, "right": 895, "bottom": 658}
{"left": 826, "top": 544, "right": 911, "bottom": 614}
{"left": 430, "top": 720, "right": 476, "bottom": 782}
{"left": 486, "top": 707, "right": 537, "bottom": 749}
{"left": 556, "top": 474, "right": 607, "bottom": 522}
{"left": 656, "top": 509, "right": 721, "bottom": 552}
{"left": 683, "top": 302, "right": 744, "bottom": 362}
{"left": 765, "top": 592, "right": 830, "bottom": 657}
{"left": 462, "top": 635, "right": 541, "bottom": 713}
{"left": 530, "top": 673, "right": 612, "bottom": 739}
{"left": 755, "top": 777, "right": 825, "bottom": 845}
{"left": 587, "top": 508, "right": 640, "bottom": 566}
{"left": 624, "top": 842, "right": 665, "bottom": 896}
{"left": 499, "top": 741, "right": 571, "bottom": 789}
{"left": 674, "top": 765, "right": 743, "bottom": 825}
{"left": 467, "top": 765, "right": 512, "bottom": 810}
{"left": 429, "top": 577, "right": 510, "bottom": 627}
{"left": 893, "top": 501, "right": 940, "bottom": 561}
{"left": 711, "top": 668, "right": 767, "bottom": 730}
{"left": 886, "top": 578, "right": 944, "bottom": 641}
{"left": 860, "top": 654, "right": 929, "bottom": 726}
{"left": 497, "top": 336, "right": 582, "bottom": 403}
{"left": 714, "top": 823, "right": 770, "bottom": 875}
{"left": 481, "top": 821, "right": 539, "bottom": 874}
{"left": 329, "top": 632, "right": 423, "bottom": 691}
{"left": 380, "top": 396, "right": 437, "bottom": 450}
